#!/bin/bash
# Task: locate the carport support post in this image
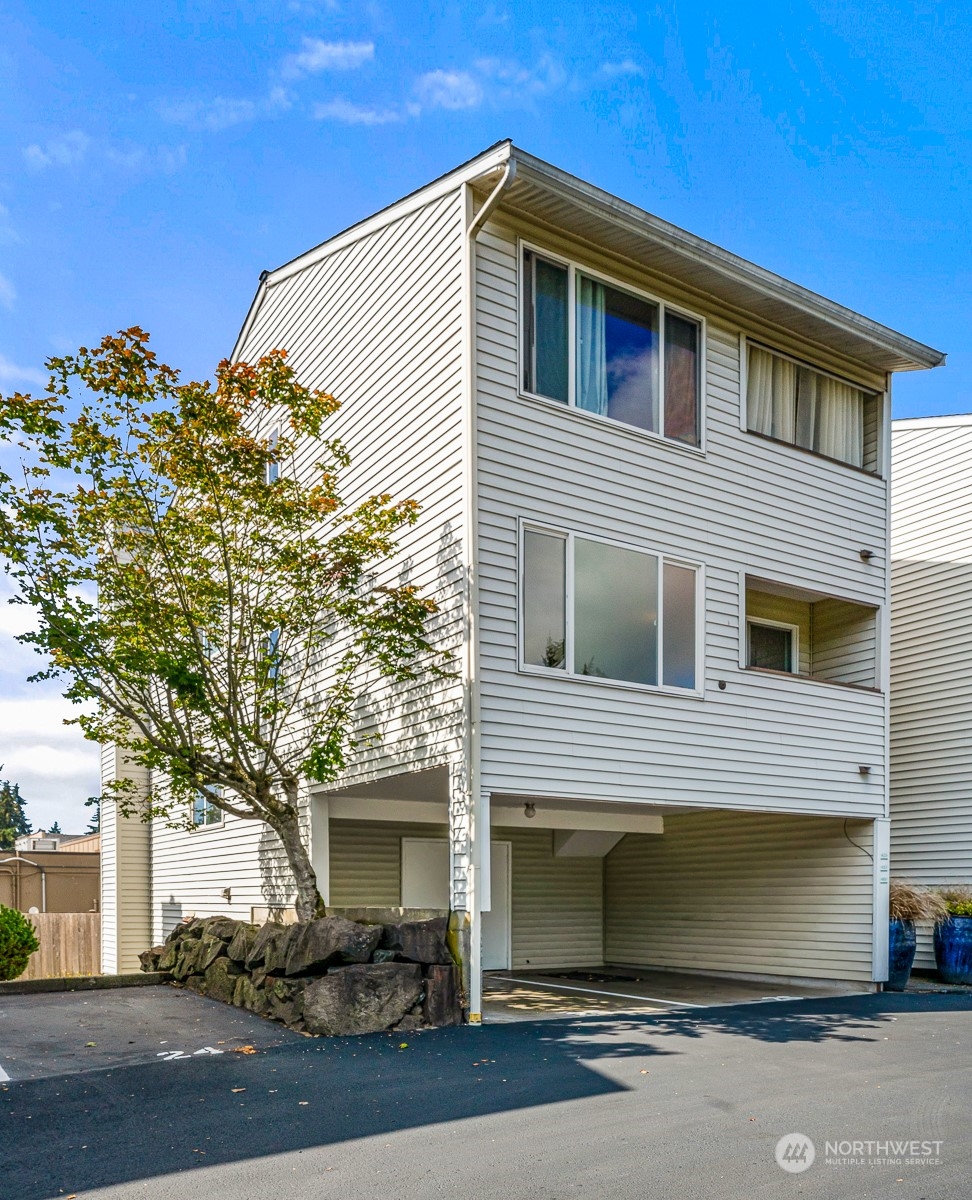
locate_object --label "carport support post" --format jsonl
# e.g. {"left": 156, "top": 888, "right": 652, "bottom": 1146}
{"left": 872, "top": 817, "right": 890, "bottom": 984}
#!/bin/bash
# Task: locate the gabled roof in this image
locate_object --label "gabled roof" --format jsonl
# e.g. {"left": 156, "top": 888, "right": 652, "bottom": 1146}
{"left": 236, "top": 140, "right": 945, "bottom": 375}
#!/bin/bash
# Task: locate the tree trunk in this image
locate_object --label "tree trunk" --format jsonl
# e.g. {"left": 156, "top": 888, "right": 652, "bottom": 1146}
{"left": 273, "top": 800, "right": 327, "bottom": 923}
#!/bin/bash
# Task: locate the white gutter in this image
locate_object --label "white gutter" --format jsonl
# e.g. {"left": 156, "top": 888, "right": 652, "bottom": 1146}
{"left": 460, "top": 158, "right": 516, "bottom": 1025}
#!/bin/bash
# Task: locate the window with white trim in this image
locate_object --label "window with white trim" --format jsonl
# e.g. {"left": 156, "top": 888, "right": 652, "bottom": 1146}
{"left": 521, "top": 246, "right": 703, "bottom": 447}
{"left": 193, "top": 788, "right": 222, "bottom": 827}
{"left": 265, "top": 428, "right": 280, "bottom": 484}
{"left": 745, "top": 342, "right": 881, "bottom": 472}
{"left": 521, "top": 526, "right": 700, "bottom": 691}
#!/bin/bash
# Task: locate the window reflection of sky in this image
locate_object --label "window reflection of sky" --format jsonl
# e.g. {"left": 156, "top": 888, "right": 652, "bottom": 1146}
{"left": 605, "top": 299, "right": 658, "bottom": 432}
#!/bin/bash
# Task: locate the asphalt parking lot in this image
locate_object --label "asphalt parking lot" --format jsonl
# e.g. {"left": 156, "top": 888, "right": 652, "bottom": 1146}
{"left": 2, "top": 986, "right": 970, "bottom": 1200}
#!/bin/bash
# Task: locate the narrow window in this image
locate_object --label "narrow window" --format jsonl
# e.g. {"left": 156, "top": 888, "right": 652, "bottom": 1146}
{"left": 193, "top": 789, "right": 221, "bottom": 826}
{"left": 747, "top": 621, "right": 795, "bottom": 673}
{"left": 747, "top": 344, "right": 876, "bottom": 471}
{"left": 663, "top": 313, "right": 701, "bottom": 446}
{"left": 522, "top": 530, "right": 566, "bottom": 669}
{"left": 523, "top": 251, "right": 568, "bottom": 402}
{"left": 574, "top": 537, "right": 658, "bottom": 685}
{"left": 662, "top": 562, "right": 697, "bottom": 689}
{"left": 265, "top": 429, "right": 280, "bottom": 484}
{"left": 576, "top": 274, "right": 659, "bottom": 433}
{"left": 265, "top": 627, "right": 281, "bottom": 682}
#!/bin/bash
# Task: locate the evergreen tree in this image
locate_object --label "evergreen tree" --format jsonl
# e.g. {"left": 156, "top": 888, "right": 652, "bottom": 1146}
{"left": 0, "top": 774, "right": 31, "bottom": 851}
{"left": 48, "top": 820, "right": 62, "bottom": 835}
{"left": 85, "top": 796, "right": 100, "bottom": 834}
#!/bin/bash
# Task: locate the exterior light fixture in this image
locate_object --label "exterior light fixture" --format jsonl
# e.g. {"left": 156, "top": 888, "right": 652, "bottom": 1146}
{"left": 858, "top": 765, "right": 871, "bottom": 776}
{"left": 221, "top": 887, "right": 232, "bottom": 902}
{"left": 859, "top": 548, "right": 874, "bottom": 562}
{"left": 524, "top": 802, "right": 536, "bottom": 819}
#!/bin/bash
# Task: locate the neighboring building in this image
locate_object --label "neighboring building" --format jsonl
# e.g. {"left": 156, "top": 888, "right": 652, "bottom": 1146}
{"left": 890, "top": 415, "right": 972, "bottom": 967}
{"left": 0, "top": 847, "right": 100, "bottom": 913}
{"left": 15, "top": 831, "right": 99, "bottom": 853}
{"left": 102, "top": 142, "right": 943, "bottom": 1011}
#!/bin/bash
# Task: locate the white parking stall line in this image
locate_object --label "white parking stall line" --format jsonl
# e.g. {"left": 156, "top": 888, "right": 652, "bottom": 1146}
{"left": 0, "top": 1063, "right": 11, "bottom": 1082}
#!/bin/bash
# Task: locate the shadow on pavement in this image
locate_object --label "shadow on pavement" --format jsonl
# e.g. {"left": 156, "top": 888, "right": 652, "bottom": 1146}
{"left": 4, "top": 991, "right": 970, "bottom": 1199}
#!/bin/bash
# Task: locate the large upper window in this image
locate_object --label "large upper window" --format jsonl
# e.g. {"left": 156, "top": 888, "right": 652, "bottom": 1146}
{"left": 746, "top": 343, "right": 881, "bottom": 472}
{"left": 521, "top": 526, "right": 700, "bottom": 691}
{"left": 521, "top": 247, "right": 703, "bottom": 447}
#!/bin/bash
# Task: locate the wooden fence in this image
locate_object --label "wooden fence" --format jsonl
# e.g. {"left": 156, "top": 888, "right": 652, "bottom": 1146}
{"left": 21, "top": 912, "right": 101, "bottom": 980}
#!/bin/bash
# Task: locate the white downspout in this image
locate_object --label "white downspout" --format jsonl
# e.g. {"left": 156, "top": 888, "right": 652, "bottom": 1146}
{"left": 461, "top": 156, "right": 516, "bottom": 1024}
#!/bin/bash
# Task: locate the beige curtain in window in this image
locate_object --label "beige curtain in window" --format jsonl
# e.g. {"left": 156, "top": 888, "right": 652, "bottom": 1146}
{"left": 747, "top": 346, "right": 796, "bottom": 442}
{"left": 814, "top": 377, "right": 864, "bottom": 467}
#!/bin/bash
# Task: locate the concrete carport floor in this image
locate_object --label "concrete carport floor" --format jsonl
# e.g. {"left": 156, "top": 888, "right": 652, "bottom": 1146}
{"left": 482, "top": 966, "right": 867, "bottom": 1021}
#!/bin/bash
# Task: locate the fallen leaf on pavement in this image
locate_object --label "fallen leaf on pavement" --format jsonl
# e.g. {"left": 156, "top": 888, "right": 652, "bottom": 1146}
{"left": 231, "top": 1088, "right": 246, "bottom": 1094}
{"left": 232, "top": 1045, "right": 257, "bottom": 1055}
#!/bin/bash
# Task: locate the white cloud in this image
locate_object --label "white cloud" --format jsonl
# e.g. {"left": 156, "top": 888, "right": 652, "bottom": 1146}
{"left": 283, "top": 38, "right": 374, "bottom": 78}
{"left": 0, "top": 353, "right": 46, "bottom": 388}
{"left": 23, "top": 130, "right": 90, "bottom": 170}
{"left": 0, "top": 271, "right": 14, "bottom": 310}
{"left": 415, "top": 69, "right": 483, "bottom": 111}
{"left": 0, "top": 203, "right": 18, "bottom": 247}
{"left": 313, "top": 99, "right": 401, "bottom": 125}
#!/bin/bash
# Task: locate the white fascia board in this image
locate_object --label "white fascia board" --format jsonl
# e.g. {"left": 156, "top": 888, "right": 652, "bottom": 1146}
{"left": 510, "top": 147, "right": 946, "bottom": 373}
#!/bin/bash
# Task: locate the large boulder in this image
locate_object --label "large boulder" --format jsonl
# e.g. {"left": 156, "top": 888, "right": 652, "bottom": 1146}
{"left": 226, "top": 922, "right": 260, "bottom": 964}
{"left": 379, "top": 916, "right": 453, "bottom": 966}
{"left": 266, "top": 976, "right": 306, "bottom": 1026}
{"left": 138, "top": 945, "right": 165, "bottom": 973}
{"left": 157, "top": 941, "right": 180, "bottom": 972}
{"left": 202, "top": 916, "right": 244, "bottom": 944}
{"left": 204, "top": 957, "right": 243, "bottom": 1004}
{"left": 195, "top": 931, "right": 229, "bottom": 974}
{"left": 284, "top": 917, "right": 381, "bottom": 978}
{"left": 244, "top": 922, "right": 296, "bottom": 974}
{"left": 232, "top": 974, "right": 272, "bottom": 1016}
{"left": 422, "top": 964, "right": 462, "bottom": 1027}
{"left": 303, "top": 963, "right": 424, "bottom": 1036}
{"left": 165, "top": 917, "right": 204, "bottom": 945}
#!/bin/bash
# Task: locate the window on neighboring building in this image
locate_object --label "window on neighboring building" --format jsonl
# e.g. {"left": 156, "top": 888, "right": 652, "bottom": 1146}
{"left": 521, "top": 247, "right": 702, "bottom": 447}
{"left": 521, "top": 526, "right": 699, "bottom": 691}
{"left": 193, "top": 789, "right": 222, "bottom": 827}
{"left": 746, "top": 619, "right": 797, "bottom": 673}
{"left": 746, "top": 343, "right": 881, "bottom": 472}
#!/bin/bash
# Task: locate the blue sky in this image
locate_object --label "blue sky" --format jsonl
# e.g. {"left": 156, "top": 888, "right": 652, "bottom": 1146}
{"left": 1, "top": 0, "right": 969, "bottom": 828}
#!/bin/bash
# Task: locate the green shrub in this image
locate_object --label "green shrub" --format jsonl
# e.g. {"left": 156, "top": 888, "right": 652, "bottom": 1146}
{"left": 0, "top": 905, "right": 39, "bottom": 980}
{"left": 937, "top": 888, "right": 972, "bottom": 919}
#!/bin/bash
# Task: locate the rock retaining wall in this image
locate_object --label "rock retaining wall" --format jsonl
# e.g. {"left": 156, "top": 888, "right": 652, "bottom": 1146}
{"left": 139, "top": 913, "right": 463, "bottom": 1035}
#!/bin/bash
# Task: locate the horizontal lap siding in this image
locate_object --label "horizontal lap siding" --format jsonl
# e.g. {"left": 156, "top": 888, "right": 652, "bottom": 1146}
{"left": 605, "top": 811, "right": 875, "bottom": 981}
{"left": 329, "top": 820, "right": 449, "bottom": 908}
{"left": 236, "top": 190, "right": 467, "bottom": 789}
{"left": 148, "top": 193, "right": 468, "bottom": 930}
{"left": 476, "top": 220, "right": 887, "bottom": 816}
{"left": 150, "top": 815, "right": 277, "bottom": 942}
{"left": 890, "top": 424, "right": 972, "bottom": 969}
{"left": 496, "top": 826, "right": 603, "bottom": 970}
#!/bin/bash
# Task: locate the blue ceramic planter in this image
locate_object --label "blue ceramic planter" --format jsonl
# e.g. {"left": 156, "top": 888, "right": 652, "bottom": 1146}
{"left": 934, "top": 916, "right": 972, "bottom": 984}
{"left": 886, "top": 919, "right": 917, "bottom": 991}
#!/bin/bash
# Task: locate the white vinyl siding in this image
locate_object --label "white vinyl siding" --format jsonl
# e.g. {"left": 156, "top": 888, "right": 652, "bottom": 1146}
{"left": 476, "top": 217, "right": 888, "bottom": 817}
{"left": 147, "top": 190, "right": 469, "bottom": 927}
{"left": 890, "top": 419, "right": 972, "bottom": 964}
{"left": 605, "top": 811, "right": 876, "bottom": 982}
